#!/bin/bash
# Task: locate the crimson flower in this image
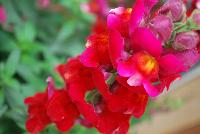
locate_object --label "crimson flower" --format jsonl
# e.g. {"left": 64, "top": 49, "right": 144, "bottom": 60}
{"left": 79, "top": 34, "right": 111, "bottom": 68}
{"left": 24, "top": 92, "right": 50, "bottom": 134}
{"left": 24, "top": 78, "right": 79, "bottom": 133}
{"left": 56, "top": 58, "right": 133, "bottom": 134}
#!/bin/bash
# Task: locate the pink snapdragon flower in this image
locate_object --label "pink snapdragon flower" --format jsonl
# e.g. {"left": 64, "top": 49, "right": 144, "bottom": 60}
{"left": 109, "top": 0, "right": 187, "bottom": 97}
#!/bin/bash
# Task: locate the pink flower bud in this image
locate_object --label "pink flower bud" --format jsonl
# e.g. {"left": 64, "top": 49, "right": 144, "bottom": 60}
{"left": 0, "top": 6, "right": 6, "bottom": 24}
{"left": 149, "top": 15, "right": 173, "bottom": 41}
{"left": 158, "top": 0, "right": 186, "bottom": 22}
{"left": 175, "top": 48, "right": 200, "bottom": 68}
{"left": 191, "top": 9, "right": 200, "bottom": 25}
{"left": 173, "top": 31, "right": 199, "bottom": 50}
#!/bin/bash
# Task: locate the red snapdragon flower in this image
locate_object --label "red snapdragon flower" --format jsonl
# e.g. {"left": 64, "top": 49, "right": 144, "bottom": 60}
{"left": 92, "top": 69, "right": 148, "bottom": 118}
{"left": 24, "top": 92, "right": 50, "bottom": 134}
{"left": 79, "top": 34, "right": 111, "bottom": 68}
{"left": 24, "top": 78, "right": 79, "bottom": 133}
{"left": 56, "top": 58, "right": 133, "bottom": 134}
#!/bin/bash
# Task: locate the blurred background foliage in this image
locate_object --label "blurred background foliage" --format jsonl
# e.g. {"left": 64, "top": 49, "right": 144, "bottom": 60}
{"left": 0, "top": 0, "right": 96, "bottom": 133}
{"left": 0, "top": 0, "right": 181, "bottom": 134}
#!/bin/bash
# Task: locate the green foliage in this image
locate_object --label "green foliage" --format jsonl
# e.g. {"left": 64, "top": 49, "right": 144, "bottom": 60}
{"left": 0, "top": 0, "right": 94, "bottom": 133}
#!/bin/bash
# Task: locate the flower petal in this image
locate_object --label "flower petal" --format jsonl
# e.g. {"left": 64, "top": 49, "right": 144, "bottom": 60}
{"left": 109, "top": 29, "right": 125, "bottom": 68}
{"left": 130, "top": 0, "right": 158, "bottom": 35}
{"left": 79, "top": 47, "right": 99, "bottom": 67}
{"left": 131, "top": 27, "right": 162, "bottom": 57}
{"left": 142, "top": 80, "right": 160, "bottom": 97}
{"left": 117, "top": 60, "right": 135, "bottom": 77}
{"left": 159, "top": 54, "right": 187, "bottom": 76}
{"left": 127, "top": 73, "right": 143, "bottom": 86}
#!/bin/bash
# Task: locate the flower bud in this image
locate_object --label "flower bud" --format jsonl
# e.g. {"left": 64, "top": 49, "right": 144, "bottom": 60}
{"left": 173, "top": 31, "right": 199, "bottom": 50}
{"left": 175, "top": 48, "right": 200, "bottom": 68}
{"left": 159, "top": 0, "right": 186, "bottom": 22}
{"left": 0, "top": 6, "right": 6, "bottom": 24}
{"left": 191, "top": 9, "right": 200, "bottom": 25}
{"left": 149, "top": 15, "right": 173, "bottom": 41}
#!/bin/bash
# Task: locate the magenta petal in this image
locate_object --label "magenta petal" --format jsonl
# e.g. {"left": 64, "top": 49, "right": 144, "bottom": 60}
{"left": 79, "top": 47, "right": 99, "bottom": 67}
{"left": 159, "top": 54, "right": 187, "bottom": 76}
{"left": 142, "top": 80, "right": 160, "bottom": 97}
{"left": 117, "top": 61, "right": 135, "bottom": 77}
{"left": 107, "top": 7, "right": 124, "bottom": 30}
{"left": 129, "top": 0, "right": 158, "bottom": 35}
{"left": 131, "top": 27, "right": 162, "bottom": 57}
{"left": 107, "top": 13, "right": 121, "bottom": 30}
{"left": 109, "top": 29, "right": 124, "bottom": 68}
{"left": 129, "top": 0, "right": 146, "bottom": 35}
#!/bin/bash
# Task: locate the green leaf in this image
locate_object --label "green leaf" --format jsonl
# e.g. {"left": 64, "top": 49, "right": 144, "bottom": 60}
{"left": 0, "top": 105, "right": 8, "bottom": 117}
{"left": 15, "top": 21, "right": 37, "bottom": 43}
{"left": 0, "top": 90, "right": 5, "bottom": 106}
{"left": 5, "top": 49, "right": 21, "bottom": 77}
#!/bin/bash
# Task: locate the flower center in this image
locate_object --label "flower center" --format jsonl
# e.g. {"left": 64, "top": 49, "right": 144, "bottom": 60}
{"left": 134, "top": 52, "right": 159, "bottom": 76}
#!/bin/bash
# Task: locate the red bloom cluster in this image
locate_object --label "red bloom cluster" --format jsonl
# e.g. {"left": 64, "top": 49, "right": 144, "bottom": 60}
{"left": 25, "top": 0, "right": 200, "bottom": 134}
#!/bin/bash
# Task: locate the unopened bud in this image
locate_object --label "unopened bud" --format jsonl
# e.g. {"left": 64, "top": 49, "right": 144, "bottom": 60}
{"left": 149, "top": 15, "right": 173, "bottom": 41}
{"left": 173, "top": 31, "right": 199, "bottom": 50}
{"left": 159, "top": 0, "right": 186, "bottom": 22}
{"left": 191, "top": 9, "right": 200, "bottom": 25}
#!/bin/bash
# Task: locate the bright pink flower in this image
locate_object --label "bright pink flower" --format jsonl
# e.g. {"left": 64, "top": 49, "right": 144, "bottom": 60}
{"left": 0, "top": 6, "right": 6, "bottom": 24}
{"left": 111, "top": 27, "right": 186, "bottom": 97}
